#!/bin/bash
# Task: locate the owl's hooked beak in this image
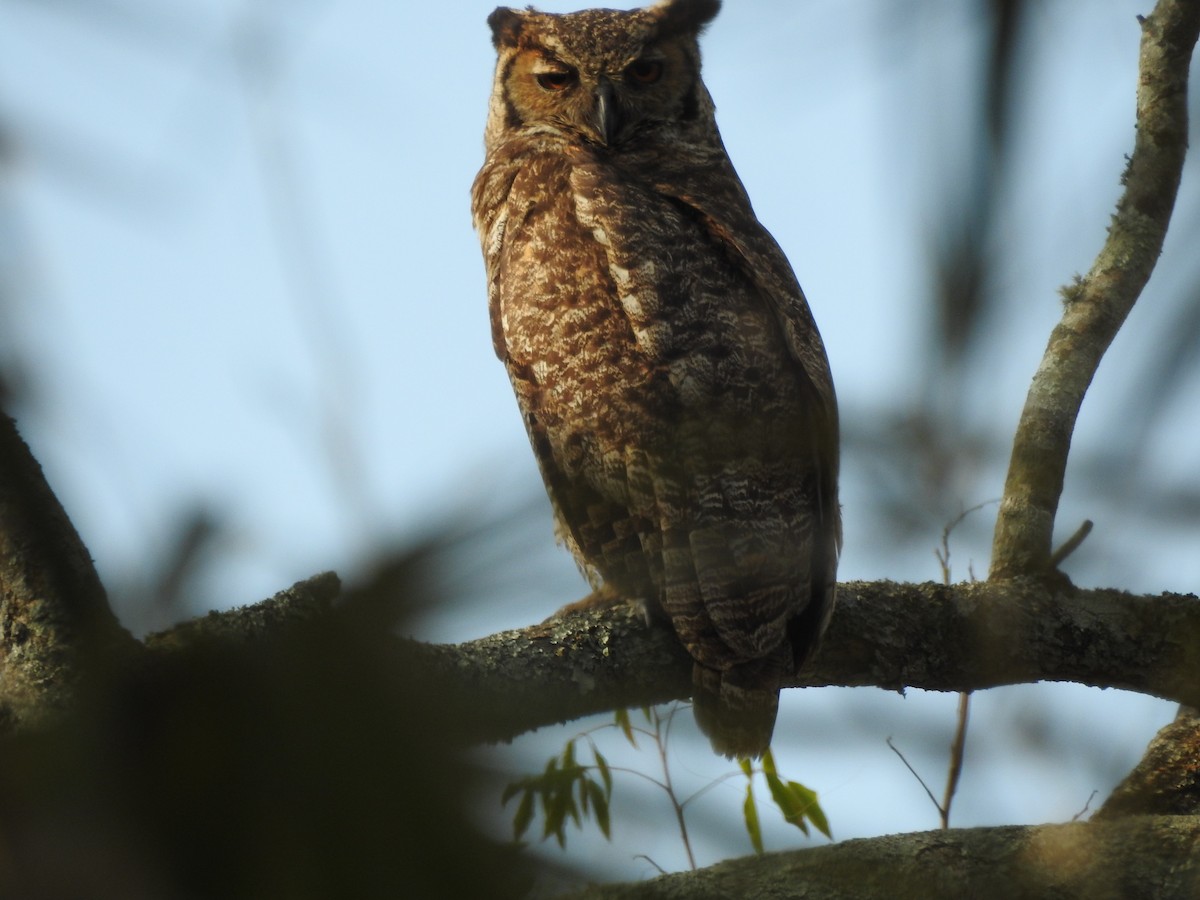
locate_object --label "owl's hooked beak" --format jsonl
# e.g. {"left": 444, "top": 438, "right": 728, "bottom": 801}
{"left": 593, "top": 79, "right": 620, "bottom": 147}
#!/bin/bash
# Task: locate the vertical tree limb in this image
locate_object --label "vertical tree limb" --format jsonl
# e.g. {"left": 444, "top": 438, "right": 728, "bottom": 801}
{"left": 0, "top": 414, "right": 134, "bottom": 726}
{"left": 990, "top": 0, "right": 1200, "bottom": 579}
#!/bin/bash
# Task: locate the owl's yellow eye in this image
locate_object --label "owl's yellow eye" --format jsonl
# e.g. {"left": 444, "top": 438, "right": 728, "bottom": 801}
{"left": 536, "top": 70, "right": 575, "bottom": 91}
{"left": 626, "top": 59, "right": 663, "bottom": 85}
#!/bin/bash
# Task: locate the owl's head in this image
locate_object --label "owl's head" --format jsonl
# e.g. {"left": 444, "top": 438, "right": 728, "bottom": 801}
{"left": 483, "top": 0, "right": 721, "bottom": 153}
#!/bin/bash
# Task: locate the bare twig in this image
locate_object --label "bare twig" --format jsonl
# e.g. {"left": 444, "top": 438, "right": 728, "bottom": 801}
{"left": 1049, "top": 519, "right": 1094, "bottom": 568}
{"left": 990, "top": 0, "right": 1200, "bottom": 579}
{"left": 934, "top": 504, "right": 991, "bottom": 828}
{"left": 887, "top": 737, "right": 944, "bottom": 822}
{"left": 1074, "top": 790, "right": 1099, "bottom": 822}
{"left": 935, "top": 500, "right": 996, "bottom": 584}
{"left": 941, "top": 692, "right": 971, "bottom": 830}
{"left": 651, "top": 706, "right": 697, "bottom": 870}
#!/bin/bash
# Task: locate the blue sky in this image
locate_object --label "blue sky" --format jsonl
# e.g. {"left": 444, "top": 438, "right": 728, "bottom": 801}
{"left": 1, "top": 0, "right": 1194, "bottom": 881}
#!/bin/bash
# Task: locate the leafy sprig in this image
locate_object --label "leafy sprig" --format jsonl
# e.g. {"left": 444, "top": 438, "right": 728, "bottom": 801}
{"left": 502, "top": 703, "right": 831, "bottom": 868}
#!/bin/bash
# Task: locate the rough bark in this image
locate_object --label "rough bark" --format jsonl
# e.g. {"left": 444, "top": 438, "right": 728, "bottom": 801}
{"left": 990, "top": 0, "right": 1200, "bottom": 578}
{"left": 366, "top": 579, "right": 1200, "bottom": 745}
{"left": 0, "top": 414, "right": 137, "bottom": 728}
{"left": 1097, "top": 706, "right": 1200, "bottom": 818}
{"left": 144, "top": 571, "right": 340, "bottom": 652}
{"left": 563, "top": 816, "right": 1200, "bottom": 900}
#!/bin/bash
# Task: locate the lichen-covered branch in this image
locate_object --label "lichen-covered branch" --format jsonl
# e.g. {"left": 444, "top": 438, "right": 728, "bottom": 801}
{"left": 145, "top": 571, "right": 341, "bottom": 652}
{"left": 1097, "top": 706, "right": 1200, "bottom": 818}
{"left": 990, "top": 0, "right": 1200, "bottom": 579}
{"left": 0, "top": 414, "right": 136, "bottom": 727}
{"left": 395, "top": 603, "right": 695, "bottom": 745}
{"left": 563, "top": 816, "right": 1200, "bottom": 900}
{"left": 398, "top": 579, "right": 1200, "bottom": 745}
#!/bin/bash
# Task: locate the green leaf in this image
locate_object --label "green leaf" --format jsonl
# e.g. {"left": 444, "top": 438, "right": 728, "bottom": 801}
{"left": 615, "top": 709, "right": 637, "bottom": 746}
{"left": 594, "top": 748, "right": 613, "bottom": 796}
{"left": 739, "top": 758, "right": 754, "bottom": 778}
{"left": 765, "top": 772, "right": 808, "bottom": 835}
{"left": 743, "top": 784, "right": 764, "bottom": 854}
{"left": 641, "top": 706, "right": 653, "bottom": 723}
{"left": 807, "top": 802, "right": 832, "bottom": 840}
{"left": 789, "top": 781, "right": 832, "bottom": 839}
{"left": 578, "top": 773, "right": 590, "bottom": 815}
{"left": 588, "top": 780, "right": 611, "bottom": 839}
{"left": 544, "top": 792, "right": 568, "bottom": 846}
{"left": 513, "top": 790, "right": 535, "bottom": 840}
{"left": 563, "top": 739, "right": 577, "bottom": 770}
{"left": 501, "top": 781, "right": 523, "bottom": 806}
{"left": 761, "top": 748, "right": 779, "bottom": 777}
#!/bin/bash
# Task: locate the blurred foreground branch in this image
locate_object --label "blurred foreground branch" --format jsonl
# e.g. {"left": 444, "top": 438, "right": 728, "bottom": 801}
{"left": 0, "top": 414, "right": 137, "bottom": 728}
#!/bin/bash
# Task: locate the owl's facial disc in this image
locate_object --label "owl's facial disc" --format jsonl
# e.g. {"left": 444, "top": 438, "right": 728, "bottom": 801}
{"left": 529, "top": 56, "right": 625, "bottom": 148}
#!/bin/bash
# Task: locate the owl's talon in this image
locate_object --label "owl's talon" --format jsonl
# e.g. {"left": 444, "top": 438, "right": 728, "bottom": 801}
{"left": 544, "top": 584, "right": 624, "bottom": 622}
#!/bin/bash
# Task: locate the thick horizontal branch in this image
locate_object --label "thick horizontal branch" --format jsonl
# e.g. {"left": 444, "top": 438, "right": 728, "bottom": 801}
{"left": 397, "top": 579, "right": 1200, "bottom": 745}
{"left": 563, "top": 816, "right": 1200, "bottom": 900}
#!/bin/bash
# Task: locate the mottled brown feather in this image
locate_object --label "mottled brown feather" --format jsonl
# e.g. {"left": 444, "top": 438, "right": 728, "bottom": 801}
{"left": 471, "top": 0, "right": 840, "bottom": 757}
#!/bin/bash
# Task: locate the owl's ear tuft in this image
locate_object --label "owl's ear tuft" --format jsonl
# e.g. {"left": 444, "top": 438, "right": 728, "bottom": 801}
{"left": 652, "top": 0, "right": 721, "bottom": 38}
{"left": 487, "top": 7, "right": 527, "bottom": 49}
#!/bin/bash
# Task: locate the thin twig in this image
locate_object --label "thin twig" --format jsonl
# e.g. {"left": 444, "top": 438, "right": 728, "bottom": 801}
{"left": 633, "top": 855, "right": 668, "bottom": 876}
{"left": 935, "top": 500, "right": 997, "bottom": 584}
{"left": 941, "top": 692, "right": 971, "bottom": 830}
{"left": 1073, "top": 789, "right": 1099, "bottom": 822}
{"left": 1049, "top": 519, "right": 1094, "bottom": 568}
{"left": 887, "top": 737, "right": 944, "bottom": 822}
{"left": 935, "top": 503, "right": 990, "bottom": 828}
{"left": 651, "top": 707, "right": 697, "bottom": 870}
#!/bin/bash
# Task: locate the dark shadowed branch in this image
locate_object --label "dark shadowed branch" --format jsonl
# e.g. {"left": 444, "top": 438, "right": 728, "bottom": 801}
{"left": 0, "top": 414, "right": 137, "bottom": 728}
{"left": 990, "top": 1, "right": 1200, "bottom": 578}
{"left": 562, "top": 816, "right": 1200, "bottom": 900}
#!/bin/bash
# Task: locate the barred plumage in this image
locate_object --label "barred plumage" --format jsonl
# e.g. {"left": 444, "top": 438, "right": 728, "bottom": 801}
{"left": 471, "top": 0, "right": 840, "bottom": 757}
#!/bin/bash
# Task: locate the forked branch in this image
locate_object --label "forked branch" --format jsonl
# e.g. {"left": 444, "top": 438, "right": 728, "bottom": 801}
{"left": 990, "top": 0, "right": 1200, "bottom": 579}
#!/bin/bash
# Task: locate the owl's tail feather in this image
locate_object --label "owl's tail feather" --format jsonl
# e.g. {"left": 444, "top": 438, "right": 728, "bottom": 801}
{"left": 691, "top": 664, "right": 779, "bottom": 759}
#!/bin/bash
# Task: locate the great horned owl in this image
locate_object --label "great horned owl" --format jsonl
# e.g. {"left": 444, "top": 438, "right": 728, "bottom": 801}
{"left": 471, "top": 0, "right": 840, "bottom": 758}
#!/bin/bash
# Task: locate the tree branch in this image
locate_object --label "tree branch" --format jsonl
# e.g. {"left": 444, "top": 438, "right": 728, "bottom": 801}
{"left": 144, "top": 571, "right": 340, "bottom": 652}
{"left": 389, "top": 579, "right": 1200, "bottom": 745}
{"left": 990, "top": 0, "right": 1200, "bottom": 578}
{"left": 1096, "top": 705, "right": 1200, "bottom": 818}
{"left": 562, "top": 816, "right": 1200, "bottom": 899}
{"left": 0, "top": 414, "right": 137, "bottom": 727}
